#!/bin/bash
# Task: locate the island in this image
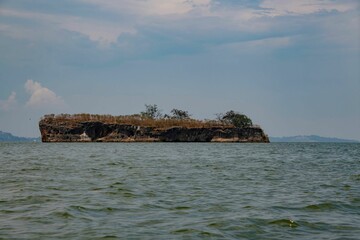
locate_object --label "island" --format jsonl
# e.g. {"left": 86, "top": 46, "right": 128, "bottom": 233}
{"left": 39, "top": 105, "right": 269, "bottom": 143}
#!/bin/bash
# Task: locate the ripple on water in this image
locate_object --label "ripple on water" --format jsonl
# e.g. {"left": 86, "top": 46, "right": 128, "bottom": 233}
{"left": 268, "top": 219, "right": 299, "bottom": 228}
{"left": 1, "top": 142, "right": 359, "bottom": 239}
{"left": 98, "top": 236, "right": 119, "bottom": 239}
{"left": 171, "top": 206, "right": 192, "bottom": 210}
{"left": 13, "top": 195, "right": 55, "bottom": 205}
{"left": 350, "top": 174, "right": 360, "bottom": 181}
{"left": 69, "top": 205, "right": 118, "bottom": 213}
{"left": 305, "top": 202, "right": 337, "bottom": 211}
{"left": 53, "top": 211, "right": 75, "bottom": 219}
{"left": 171, "top": 228, "right": 223, "bottom": 238}
{"left": 304, "top": 202, "right": 356, "bottom": 212}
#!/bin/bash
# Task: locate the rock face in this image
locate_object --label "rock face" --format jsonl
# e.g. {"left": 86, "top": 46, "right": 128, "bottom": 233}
{"left": 39, "top": 119, "right": 269, "bottom": 143}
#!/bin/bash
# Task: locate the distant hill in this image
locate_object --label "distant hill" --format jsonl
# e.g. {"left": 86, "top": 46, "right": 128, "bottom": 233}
{"left": 270, "top": 135, "right": 359, "bottom": 143}
{"left": 0, "top": 131, "right": 40, "bottom": 142}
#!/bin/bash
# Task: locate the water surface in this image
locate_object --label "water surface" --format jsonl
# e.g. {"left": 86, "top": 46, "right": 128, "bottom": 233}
{"left": 0, "top": 143, "right": 359, "bottom": 239}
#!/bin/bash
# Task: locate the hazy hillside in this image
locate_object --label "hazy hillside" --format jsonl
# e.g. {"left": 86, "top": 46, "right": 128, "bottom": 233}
{"left": 270, "top": 135, "right": 359, "bottom": 143}
{"left": 0, "top": 131, "right": 40, "bottom": 142}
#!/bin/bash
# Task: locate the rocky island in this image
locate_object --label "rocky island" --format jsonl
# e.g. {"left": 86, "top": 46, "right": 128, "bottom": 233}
{"left": 39, "top": 106, "right": 269, "bottom": 143}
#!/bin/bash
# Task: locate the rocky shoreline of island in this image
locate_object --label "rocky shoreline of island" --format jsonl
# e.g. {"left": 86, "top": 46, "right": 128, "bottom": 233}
{"left": 39, "top": 106, "right": 269, "bottom": 143}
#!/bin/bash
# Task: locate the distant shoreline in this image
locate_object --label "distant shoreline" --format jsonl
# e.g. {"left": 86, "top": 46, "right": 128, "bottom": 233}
{"left": 2, "top": 130, "right": 357, "bottom": 143}
{"left": 270, "top": 135, "right": 359, "bottom": 143}
{"left": 0, "top": 131, "right": 40, "bottom": 142}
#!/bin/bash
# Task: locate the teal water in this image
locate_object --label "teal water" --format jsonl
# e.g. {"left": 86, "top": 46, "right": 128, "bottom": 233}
{"left": 0, "top": 143, "right": 359, "bottom": 239}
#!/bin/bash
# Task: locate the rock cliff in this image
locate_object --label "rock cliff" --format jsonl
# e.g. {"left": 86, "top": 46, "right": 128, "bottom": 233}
{"left": 39, "top": 117, "right": 269, "bottom": 143}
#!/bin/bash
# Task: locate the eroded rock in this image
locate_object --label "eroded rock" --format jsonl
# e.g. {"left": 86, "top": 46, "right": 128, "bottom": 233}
{"left": 39, "top": 115, "right": 269, "bottom": 143}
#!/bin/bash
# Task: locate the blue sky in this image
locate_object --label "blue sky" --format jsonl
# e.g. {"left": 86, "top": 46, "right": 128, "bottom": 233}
{"left": 0, "top": 0, "right": 359, "bottom": 139}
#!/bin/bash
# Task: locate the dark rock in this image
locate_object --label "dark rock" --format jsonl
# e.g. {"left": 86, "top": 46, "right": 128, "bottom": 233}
{"left": 39, "top": 118, "right": 269, "bottom": 143}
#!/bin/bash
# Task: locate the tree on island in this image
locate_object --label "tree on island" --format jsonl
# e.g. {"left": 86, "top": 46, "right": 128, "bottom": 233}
{"left": 40, "top": 105, "right": 256, "bottom": 130}
{"left": 219, "top": 110, "right": 253, "bottom": 128}
{"left": 140, "top": 104, "right": 163, "bottom": 119}
{"left": 139, "top": 104, "right": 252, "bottom": 128}
{"left": 170, "top": 108, "right": 191, "bottom": 120}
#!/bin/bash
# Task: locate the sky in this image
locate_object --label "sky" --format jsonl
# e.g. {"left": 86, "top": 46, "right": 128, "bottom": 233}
{"left": 0, "top": 0, "right": 359, "bottom": 140}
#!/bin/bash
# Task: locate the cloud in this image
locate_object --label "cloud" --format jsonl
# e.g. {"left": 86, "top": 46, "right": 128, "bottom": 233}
{"left": 0, "top": 91, "right": 17, "bottom": 111}
{"left": 81, "top": 0, "right": 211, "bottom": 16}
{"left": 0, "top": 8, "right": 135, "bottom": 46}
{"left": 81, "top": 0, "right": 357, "bottom": 18}
{"left": 214, "top": 36, "right": 292, "bottom": 54}
{"left": 25, "top": 80, "right": 65, "bottom": 108}
{"left": 60, "top": 19, "right": 136, "bottom": 47}
{"left": 0, "top": 0, "right": 358, "bottom": 58}
{"left": 260, "top": 0, "right": 357, "bottom": 16}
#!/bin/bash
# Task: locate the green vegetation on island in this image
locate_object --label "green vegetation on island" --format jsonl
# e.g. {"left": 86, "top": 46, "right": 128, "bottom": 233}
{"left": 42, "top": 104, "right": 256, "bottom": 129}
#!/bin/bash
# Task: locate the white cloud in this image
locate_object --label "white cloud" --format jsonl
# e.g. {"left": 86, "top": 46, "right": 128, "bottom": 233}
{"left": 81, "top": 0, "right": 356, "bottom": 18}
{"left": 82, "top": 0, "right": 211, "bottom": 16}
{"left": 211, "top": 36, "right": 292, "bottom": 55}
{"left": 25, "top": 80, "right": 65, "bottom": 108}
{"left": 0, "top": 92, "right": 17, "bottom": 111}
{"left": 260, "top": 0, "right": 357, "bottom": 17}
{"left": 245, "top": 37, "right": 291, "bottom": 48}
{"left": 0, "top": 8, "right": 135, "bottom": 46}
{"left": 0, "top": 0, "right": 357, "bottom": 50}
{"left": 59, "top": 19, "right": 136, "bottom": 47}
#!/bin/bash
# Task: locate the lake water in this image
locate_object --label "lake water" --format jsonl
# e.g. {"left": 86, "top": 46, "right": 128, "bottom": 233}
{"left": 0, "top": 142, "right": 359, "bottom": 239}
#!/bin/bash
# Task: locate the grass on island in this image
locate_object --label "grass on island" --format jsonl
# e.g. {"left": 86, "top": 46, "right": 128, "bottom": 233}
{"left": 41, "top": 105, "right": 256, "bottom": 129}
{"left": 40, "top": 113, "right": 232, "bottom": 129}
